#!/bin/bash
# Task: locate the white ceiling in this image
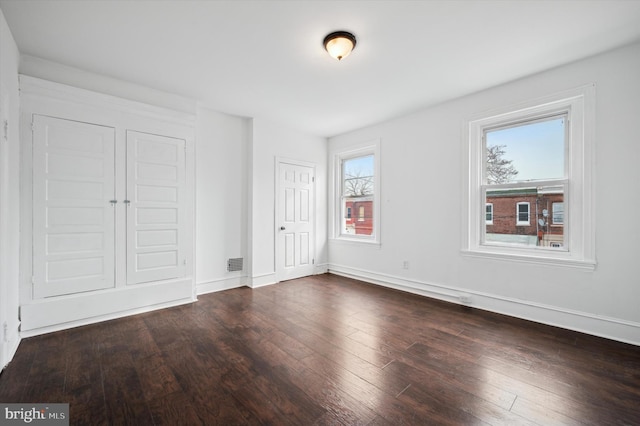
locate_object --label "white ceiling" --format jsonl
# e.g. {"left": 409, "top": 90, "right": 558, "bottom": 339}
{"left": 1, "top": 0, "right": 640, "bottom": 137}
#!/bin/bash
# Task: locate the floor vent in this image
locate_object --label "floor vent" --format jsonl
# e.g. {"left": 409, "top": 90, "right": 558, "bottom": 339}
{"left": 227, "top": 258, "right": 243, "bottom": 272}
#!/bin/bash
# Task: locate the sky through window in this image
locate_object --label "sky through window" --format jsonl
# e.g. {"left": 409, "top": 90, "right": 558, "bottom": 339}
{"left": 486, "top": 117, "right": 565, "bottom": 182}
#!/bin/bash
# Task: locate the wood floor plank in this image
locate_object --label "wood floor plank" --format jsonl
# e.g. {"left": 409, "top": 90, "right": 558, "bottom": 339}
{"left": 385, "top": 350, "right": 518, "bottom": 411}
{"left": 21, "top": 345, "right": 67, "bottom": 403}
{"left": 146, "top": 391, "right": 203, "bottom": 426}
{"left": 1, "top": 273, "right": 638, "bottom": 425}
{"left": 0, "top": 338, "right": 37, "bottom": 402}
{"left": 189, "top": 391, "right": 262, "bottom": 425}
{"left": 70, "top": 405, "right": 109, "bottom": 426}
{"left": 395, "top": 383, "right": 491, "bottom": 426}
{"left": 387, "top": 360, "right": 531, "bottom": 425}
{"left": 133, "top": 352, "right": 182, "bottom": 402}
{"left": 63, "top": 349, "right": 105, "bottom": 410}
{"left": 251, "top": 330, "right": 380, "bottom": 425}
{"left": 99, "top": 351, "right": 154, "bottom": 425}
{"left": 510, "top": 395, "right": 586, "bottom": 425}
{"left": 294, "top": 366, "right": 379, "bottom": 426}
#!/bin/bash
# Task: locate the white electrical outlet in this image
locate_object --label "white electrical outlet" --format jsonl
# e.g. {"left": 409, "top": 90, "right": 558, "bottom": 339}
{"left": 402, "top": 261, "right": 410, "bottom": 269}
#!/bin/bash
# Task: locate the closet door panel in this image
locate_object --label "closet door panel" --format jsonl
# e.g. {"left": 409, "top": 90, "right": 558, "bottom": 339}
{"left": 32, "top": 115, "right": 116, "bottom": 298}
{"left": 126, "top": 131, "right": 185, "bottom": 285}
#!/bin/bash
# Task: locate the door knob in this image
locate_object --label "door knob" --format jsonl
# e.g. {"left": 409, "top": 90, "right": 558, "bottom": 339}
{"left": 280, "top": 226, "right": 286, "bottom": 230}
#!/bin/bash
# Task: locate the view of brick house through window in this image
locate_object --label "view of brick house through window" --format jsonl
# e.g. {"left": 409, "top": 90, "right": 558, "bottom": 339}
{"left": 342, "top": 154, "right": 374, "bottom": 235}
{"left": 483, "top": 115, "right": 566, "bottom": 248}
{"left": 486, "top": 188, "right": 564, "bottom": 247}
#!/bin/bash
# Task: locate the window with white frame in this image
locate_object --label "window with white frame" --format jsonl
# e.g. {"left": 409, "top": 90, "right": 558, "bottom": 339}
{"left": 464, "top": 85, "right": 595, "bottom": 269}
{"left": 485, "top": 203, "right": 493, "bottom": 224}
{"left": 552, "top": 202, "right": 564, "bottom": 225}
{"left": 516, "top": 202, "right": 530, "bottom": 226}
{"left": 333, "top": 141, "right": 380, "bottom": 242}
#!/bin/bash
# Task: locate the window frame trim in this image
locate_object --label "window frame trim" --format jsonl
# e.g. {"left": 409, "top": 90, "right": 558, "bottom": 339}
{"left": 552, "top": 202, "right": 564, "bottom": 226}
{"left": 331, "top": 140, "right": 381, "bottom": 244}
{"left": 485, "top": 203, "right": 493, "bottom": 225}
{"left": 516, "top": 202, "right": 531, "bottom": 226}
{"left": 462, "top": 85, "right": 596, "bottom": 270}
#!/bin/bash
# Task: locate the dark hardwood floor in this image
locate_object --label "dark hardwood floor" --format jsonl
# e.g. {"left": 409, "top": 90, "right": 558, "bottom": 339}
{"left": 1, "top": 274, "right": 639, "bottom": 425}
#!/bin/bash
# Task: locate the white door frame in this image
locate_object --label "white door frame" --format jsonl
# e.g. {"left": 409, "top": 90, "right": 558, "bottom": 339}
{"left": 0, "top": 88, "right": 7, "bottom": 369}
{"left": 275, "top": 157, "right": 316, "bottom": 282}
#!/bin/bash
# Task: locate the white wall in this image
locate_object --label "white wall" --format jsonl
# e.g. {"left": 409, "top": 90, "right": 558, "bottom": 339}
{"left": 195, "top": 106, "right": 250, "bottom": 294}
{"left": 19, "top": 55, "right": 196, "bottom": 115}
{"left": 328, "top": 41, "right": 640, "bottom": 345}
{"left": 0, "top": 7, "right": 21, "bottom": 368}
{"left": 250, "top": 117, "right": 328, "bottom": 286}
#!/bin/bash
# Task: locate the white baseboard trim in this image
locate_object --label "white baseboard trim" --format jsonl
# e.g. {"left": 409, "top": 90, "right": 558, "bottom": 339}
{"left": 314, "top": 263, "right": 329, "bottom": 275}
{"left": 20, "top": 279, "right": 195, "bottom": 335}
{"left": 249, "top": 272, "right": 277, "bottom": 288}
{"left": 197, "top": 276, "right": 247, "bottom": 295}
{"left": 20, "top": 297, "right": 194, "bottom": 338}
{"left": 329, "top": 263, "right": 460, "bottom": 302}
{"left": 328, "top": 264, "right": 640, "bottom": 346}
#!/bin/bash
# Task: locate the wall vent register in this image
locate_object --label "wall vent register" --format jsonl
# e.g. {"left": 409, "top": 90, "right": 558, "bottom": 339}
{"left": 227, "top": 258, "right": 243, "bottom": 272}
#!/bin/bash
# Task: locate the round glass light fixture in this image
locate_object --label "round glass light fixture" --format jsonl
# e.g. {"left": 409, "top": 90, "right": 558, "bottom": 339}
{"left": 323, "top": 31, "right": 357, "bottom": 61}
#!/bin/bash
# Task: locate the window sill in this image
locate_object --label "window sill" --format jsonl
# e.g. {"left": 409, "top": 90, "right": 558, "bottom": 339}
{"left": 461, "top": 248, "right": 596, "bottom": 271}
{"left": 329, "top": 237, "right": 381, "bottom": 248}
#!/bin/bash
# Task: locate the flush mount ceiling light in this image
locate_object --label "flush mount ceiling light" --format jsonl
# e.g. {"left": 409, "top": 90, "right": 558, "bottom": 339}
{"left": 323, "top": 31, "right": 357, "bottom": 61}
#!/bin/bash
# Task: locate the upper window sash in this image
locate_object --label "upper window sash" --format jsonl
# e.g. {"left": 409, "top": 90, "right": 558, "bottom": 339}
{"left": 482, "top": 112, "right": 568, "bottom": 137}
{"left": 482, "top": 112, "right": 569, "bottom": 185}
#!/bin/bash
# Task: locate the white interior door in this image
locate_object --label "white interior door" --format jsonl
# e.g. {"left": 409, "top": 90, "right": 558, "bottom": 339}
{"left": 126, "top": 130, "right": 185, "bottom": 285}
{"left": 277, "top": 161, "right": 315, "bottom": 281}
{"left": 32, "top": 115, "right": 116, "bottom": 298}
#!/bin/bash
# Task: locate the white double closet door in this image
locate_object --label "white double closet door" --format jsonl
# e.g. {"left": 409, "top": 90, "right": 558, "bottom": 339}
{"left": 32, "top": 115, "right": 186, "bottom": 298}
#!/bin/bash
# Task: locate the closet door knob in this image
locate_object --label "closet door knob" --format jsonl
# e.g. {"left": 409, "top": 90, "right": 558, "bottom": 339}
{"left": 110, "top": 200, "right": 118, "bottom": 205}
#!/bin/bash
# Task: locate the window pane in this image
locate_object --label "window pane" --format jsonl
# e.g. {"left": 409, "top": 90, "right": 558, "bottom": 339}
{"left": 341, "top": 154, "right": 374, "bottom": 236}
{"left": 552, "top": 202, "right": 564, "bottom": 224}
{"left": 485, "top": 186, "right": 564, "bottom": 248}
{"left": 517, "top": 203, "right": 530, "bottom": 224}
{"left": 342, "top": 198, "right": 373, "bottom": 235}
{"left": 485, "top": 116, "right": 565, "bottom": 183}
{"left": 343, "top": 155, "right": 374, "bottom": 196}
